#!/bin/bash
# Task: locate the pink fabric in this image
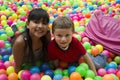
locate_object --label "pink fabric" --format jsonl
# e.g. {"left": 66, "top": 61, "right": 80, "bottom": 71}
{"left": 85, "top": 12, "right": 120, "bottom": 55}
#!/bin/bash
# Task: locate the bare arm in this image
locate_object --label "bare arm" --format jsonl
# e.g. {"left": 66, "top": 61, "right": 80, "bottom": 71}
{"left": 12, "top": 36, "right": 25, "bottom": 73}
{"left": 83, "top": 53, "right": 97, "bottom": 75}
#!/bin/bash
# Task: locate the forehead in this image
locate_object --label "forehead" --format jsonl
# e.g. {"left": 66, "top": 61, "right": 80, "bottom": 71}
{"left": 54, "top": 28, "right": 73, "bottom": 34}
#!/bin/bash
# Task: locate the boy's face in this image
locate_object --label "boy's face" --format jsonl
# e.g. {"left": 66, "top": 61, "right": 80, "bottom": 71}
{"left": 53, "top": 28, "right": 73, "bottom": 49}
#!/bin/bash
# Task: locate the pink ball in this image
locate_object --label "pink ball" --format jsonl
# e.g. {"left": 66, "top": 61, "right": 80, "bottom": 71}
{"left": 0, "top": 62, "right": 6, "bottom": 70}
{"left": 0, "top": 74, "right": 8, "bottom": 80}
{"left": 20, "top": 16, "right": 26, "bottom": 21}
{"left": 97, "top": 68, "right": 107, "bottom": 76}
{"left": 79, "top": 32, "right": 85, "bottom": 38}
{"left": 0, "top": 40, "right": 5, "bottom": 48}
{"left": 102, "top": 50, "right": 110, "bottom": 58}
{"left": 21, "top": 70, "right": 31, "bottom": 80}
{"left": 4, "top": 61, "right": 12, "bottom": 68}
{"left": 30, "top": 73, "right": 40, "bottom": 80}
{"left": 7, "top": 20, "right": 13, "bottom": 26}
{"left": 82, "top": 37, "right": 89, "bottom": 43}
{"left": 107, "top": 68, "right": 116, "bottom": 74}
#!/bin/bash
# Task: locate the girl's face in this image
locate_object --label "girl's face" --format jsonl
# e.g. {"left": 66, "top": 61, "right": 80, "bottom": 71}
{"left": 53, "top": 28, "right": 73, "bottom": 49}
{"left": 27, "top": 20, "right": 48, "bottom": 38}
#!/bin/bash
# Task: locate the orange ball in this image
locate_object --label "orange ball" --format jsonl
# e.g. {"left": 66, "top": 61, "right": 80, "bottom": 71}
{"left": 8, "top": 72, "right": 18, "bottom": 80}
{"left": 85, "top": 12, "right": 91, "bottom": 18}
{"left": 62, "top": 77, "right": 69, "bottom": 80}
{"left": 91, "top": 47, "right": 99, "bottom": 56}
{"left": 116, "top": 70, "right": 120, "bottom": 79}
{"left": 70, "top": 72, "right": 82, "bottom": 80}
{"left": 0, "top": 69, "right": 6, "bottom": 75}
{"left": 102, "top": 74, "right": 114, "bottom": 80}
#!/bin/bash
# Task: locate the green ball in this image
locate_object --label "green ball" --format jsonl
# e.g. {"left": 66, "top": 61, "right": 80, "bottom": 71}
{"left": 54, "top": 69, "right": 63, "bottom": 75}
{"left": 114, "top": 56, "right": 120, "bottom": 64}
{"left": 94, "top": 76, "right": 102, "bottom": 80}
{"left": 6, "top": 30, "right": 14, "bottom": 37}
{"left": 83, "top": 42, "right": 91, "bottom": 50}
{"left": 0, "top": 55, "right": 2, "bottom": 60}
{"left": 85, "top": 70, "right": 95, "bottom": 79}
{"left": 79, "top": 63, "right": 89, "bottom": 70}
{"left": 63, "top": 69, "right": 69, "bottom": 77}
{"left": 75, "top": 66, "right": 87, "bottom": 77}
{"left": 0, "top": 34, "right": 7, "bottom": 41}
{"left": 4, "top": 43, "right": 11, "bottom": 48}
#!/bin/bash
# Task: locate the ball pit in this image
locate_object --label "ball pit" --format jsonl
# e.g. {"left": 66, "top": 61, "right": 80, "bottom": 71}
{"left": 0, "top": 0, "right": 120, "bottom": 80}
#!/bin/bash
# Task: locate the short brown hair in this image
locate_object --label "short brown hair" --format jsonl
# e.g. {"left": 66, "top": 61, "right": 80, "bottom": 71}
{"left": 52, "top": 16, "right": 74, "bottom": 33}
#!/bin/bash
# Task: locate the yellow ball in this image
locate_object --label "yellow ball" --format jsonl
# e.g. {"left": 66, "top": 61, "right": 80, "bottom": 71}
{"left": 6, "top": 66, "right": 15, "bottom": 75}
{"left": 95, "top": 44, "right": 103, "bottom": 53}
{"left": 18, "top": 70, "right": 23, "bottom": 79}
{"left": 41, "top": 75, "right": 52, "bottom": 80}
{"left": 1, "top": 15, "right": 7, "bottom": 20}
{"left": 85, "top": 77, "right": 93, "bottom": 80}
{"left": 9, "top": 55, "right": 14, "bottom": 62}
{"left": 1, "top": 20, "right": 7, "bottom": 26}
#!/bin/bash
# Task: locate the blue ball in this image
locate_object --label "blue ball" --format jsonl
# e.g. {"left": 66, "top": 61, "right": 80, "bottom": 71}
{"left": 2, "top": 55, "right": 9, "bottom": 61}
{"left": 68, "top": 66, "right": 76, "bottom": 75}
{"left": 44, "top": 70, "right": 54, "bottom": 78}
{"left": 40, "top": 63, "right": 50, "bottom": 72}
{"left": 53, "top": 74, "right": 62, "bottom": 80}
{"left": 30, "top": 66, "right": 40, "bottom": 74}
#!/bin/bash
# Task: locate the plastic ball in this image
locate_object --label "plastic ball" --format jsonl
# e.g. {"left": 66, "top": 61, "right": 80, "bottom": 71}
{"left": 63, "top": 69, "right": 69, "bottom": 77}
{"left": 54, "top": 69, "right": 63, "bottom": 75}
{"left": 1, "top": 15, "right": 7, "bottom": 20}
{"left": 0, "top": 74, "right": 8, "bottom": 80}
{"left": 1, "top": 20, "right": 7, "bottom": 26}
{"left": 85, "top": 70, "right": 95, "bottom": 79}
{"left": 30, "top": 66, "right": 40, "bottom": 74}
{"left": 44, "top": 70, "right": 54, "bottom": 78}
{"left": 94, "top": 76, "right": 102, "bottom": 80}
{"left": 114, "top": 56, "right": 120, "bottom": 64}
{"left": 53, "top": 74, "right": 63, "bottom": 80}
{"left": 2, "top": 55, "right": 9, "bottom": 61}
{"left": 82, "top": 37, "right": 89, "bottom": 43}
{"left": 68, "top": 66, "right": 76, "bottom": 75}
{"left": 95, "top": 44, "right": 103, "bottom": 53}
{"left": 116, "top": 70, "right": 120, "bottom": 79}
{"left": 91, "top": 47, "right": 99, "bottom": 56}
{"left": 21, "top": 70, "right": 31, "bottom": 80}
{"left": 62, "top": 77, "right": 69, "bottom": 80}
{"left": 30, "top": 73, "right": 40, "bottom": 80}
{"left": 0, "top": 34, "right": 7, "bottom": 41}
{"left": 0, "top": 40, "right": 5, "bottom": 48}
{"left": 102, "top": 74, "right": 114, "bottom": 80}
{"left": 107, "top": 68, "right": 116, "bottom": 74}
{"left": 97, "top": 68, "right": 106, "bottom": 76}
{"left": 106, "top": 63, "right": 117, "bottom": 70}
{"left": 75, "top": 66, "right": 87, "bottom": 77}
{"left": 79, "top": 63, "right": 89, "bottom": 70}
{"left": 85, "top": 77, "right": 93, "bottom": 80}
{"left": 102, "top": 50, "right": 110, "bottom": 58}
{"left": 70, "top": 72, "right": 82, "bottom": 80}
{"left": 40, "top": 63, "right": 50, "bottom": 72}
{"left": 6, "top": 66, "right": 14, "bottom": 75}
{"left": 3, "top": 61, "right": 12, "bottom": 68}
{"left": 41, "top": 75, "right": 52, "bottom": 80}
{"left": 83, "top": 42, "right": 91, "bottom": 50}
{"left": 18, "top": 70, "right": 23, "bottom": 79}
{"left": 0, "top": 62, "right": 6, "bottom": 70}
{"left": 8, "top": 72, "right": 18, "bottom": 80}
{"left": 0, "top": 69, "right": 6, "bottom": 75}
{"left": 6, "top": 30, "right": 14, "bottom": 37}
